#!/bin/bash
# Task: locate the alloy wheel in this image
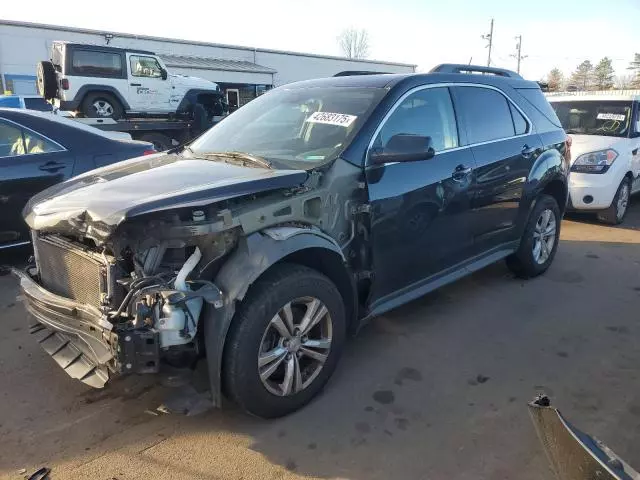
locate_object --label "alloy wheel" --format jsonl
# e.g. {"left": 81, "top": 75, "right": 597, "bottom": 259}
{"left": 258, "top": 297, "right": 333, "bottom": 397}
{"left": 532, "top": 208, "right": 557, "bottom": 265}
{"left": 92, "top": 100, "right": 114, "bottom": 117}
{"left": 617, "top": 182, "right": 630, "bottom": 221}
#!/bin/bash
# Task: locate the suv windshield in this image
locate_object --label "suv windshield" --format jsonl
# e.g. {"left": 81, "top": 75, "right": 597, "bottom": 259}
{"left": 189, "top": 87, "right": 385, "bottom": 168}
{"left": 550, "top": 100, "right": 632, "bottom": 138}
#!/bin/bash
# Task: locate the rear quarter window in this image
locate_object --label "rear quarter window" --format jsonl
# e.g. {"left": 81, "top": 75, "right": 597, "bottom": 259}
{"left": 72, "top": 50, "right": 123, "bottom": 77}
{"left": 516, "top": 88, "right": 562, "bottom": 128}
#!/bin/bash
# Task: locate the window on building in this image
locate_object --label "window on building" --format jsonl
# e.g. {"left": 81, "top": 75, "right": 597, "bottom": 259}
{"left": 72, "top": 50, "right": 123, "bottom": 76}
{"left": 129, "top": 55, "right": 163, "bottom": 78}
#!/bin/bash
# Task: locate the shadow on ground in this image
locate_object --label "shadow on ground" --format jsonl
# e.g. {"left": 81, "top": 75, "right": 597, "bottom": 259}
{"left": 2, "top": 209, "right": 640, "bottom": 479}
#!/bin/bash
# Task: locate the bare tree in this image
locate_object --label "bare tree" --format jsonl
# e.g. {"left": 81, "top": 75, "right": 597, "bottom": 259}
{"left": 615, "top": 74, "right": 634, "bottom": 90}
{"left": 338, "top": 28, "right": 370, "bottom": 59}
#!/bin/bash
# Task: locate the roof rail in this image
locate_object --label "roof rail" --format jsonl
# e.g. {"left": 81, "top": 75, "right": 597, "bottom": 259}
{"left": 429, "top": 64, "right": 523, "bottom": 79}
{"left": 333, "top": 70, "right": 390, "bottom": 77}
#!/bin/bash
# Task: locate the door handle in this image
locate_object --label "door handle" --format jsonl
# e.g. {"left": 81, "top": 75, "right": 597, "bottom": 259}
{"left": 0, "top": 195, "right": 8, "bottom": 203}
{"left": 39, "top": 161, "right": 66, "bottom": 172}
{"left": 130, "top": 83, "right": 142, "bottom": 87}
{"left": 522, "top": 144, "right": 537, "bottom": 158}
{"left": 452, "top": 164, "right": 473, "bottom": 181}
{"left": 632, "top": 148, "right": 638, "bottom": 156}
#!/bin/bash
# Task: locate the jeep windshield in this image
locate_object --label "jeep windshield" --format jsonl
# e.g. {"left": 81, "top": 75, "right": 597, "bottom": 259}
{"left": 188, "top": 87, "right": 385, "bottom": 168}
{"left": 550, "top": 100, "right": 633, "bottom": 138}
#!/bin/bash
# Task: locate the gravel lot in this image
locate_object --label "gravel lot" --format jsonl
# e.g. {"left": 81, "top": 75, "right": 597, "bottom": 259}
{"left": 2, "top": 205, "right": 640, "bottom": 480}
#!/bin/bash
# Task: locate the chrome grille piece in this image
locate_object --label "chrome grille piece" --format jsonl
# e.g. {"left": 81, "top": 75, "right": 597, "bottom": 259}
{"left": 34, "top": 234, "right": 109, "bottom": 308}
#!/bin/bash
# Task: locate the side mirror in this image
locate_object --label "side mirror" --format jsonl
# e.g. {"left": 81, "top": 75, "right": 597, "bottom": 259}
{"left": 369, "top": 134, "right": 435, "bottom": 165}
{"left": 160, "top": 68, "right": 168, "bottom": 80}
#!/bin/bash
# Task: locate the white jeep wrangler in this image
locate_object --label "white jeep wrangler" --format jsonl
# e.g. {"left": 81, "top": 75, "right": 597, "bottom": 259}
{"left": 37, "top": 41, "right": 226, "bottom": 120}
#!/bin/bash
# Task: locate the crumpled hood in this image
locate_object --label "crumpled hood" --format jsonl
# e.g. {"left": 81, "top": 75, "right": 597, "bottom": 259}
{"left": 24, "top": 153, "right": 307, "bottom": 243}
{"left": 568, "top": 134, "right": 625, "bottom": 165}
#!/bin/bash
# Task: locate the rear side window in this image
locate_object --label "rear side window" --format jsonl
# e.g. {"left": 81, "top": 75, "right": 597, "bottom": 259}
{"left": 0, "top": 119, "right": 64, "bottom": 157}
{"left": 455, "top": 87, "right": 515, "bottom": 144}
{"left": 516, "top": 88, "right": 562, "bottom": 127}
{"left": 509, "top": 103, "right": 528, "bottom": 135}
{"left": 72, "top": 50, "right": 123, "bottom": 77}
{"left": 24, "top": 98, "right": 53, "bottom": 112}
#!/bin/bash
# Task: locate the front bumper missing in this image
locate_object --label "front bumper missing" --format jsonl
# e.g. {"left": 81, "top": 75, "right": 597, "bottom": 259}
{"left": 13, "top": 268, "right": 160, "bottom": 388}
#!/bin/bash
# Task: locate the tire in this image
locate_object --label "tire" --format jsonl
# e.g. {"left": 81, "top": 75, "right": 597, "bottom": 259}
{"left": 506, "top": 194, "right": 561, "bottom": 278}
{"left": 223, "top": 264, "right": 346, "bottom": 418}
{"left": 36, "top": 61, "right": 57, "bottom": 100}
{"left": 81, "top": 92, "right": 124, "bottom": 119}
{"left": 138, "top": 133, "right": 172, "bottom": 151}
{"left": 596, "top": 177, "right": 631, "bottom": 225}
{"left": 191, "top": 103, "right": 209, "bottom": 135}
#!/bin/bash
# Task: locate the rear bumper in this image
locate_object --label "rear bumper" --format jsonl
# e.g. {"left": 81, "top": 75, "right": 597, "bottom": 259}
{"left": 13, "top": 267, "right": 159, "bottom": 388}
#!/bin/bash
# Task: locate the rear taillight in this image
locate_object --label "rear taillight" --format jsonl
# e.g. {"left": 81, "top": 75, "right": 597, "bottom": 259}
{"left": 60, "top": 78, "right": 69, "bottom": 90}
{"left": 143, "top": 149, "right": 157, "bottom": 155}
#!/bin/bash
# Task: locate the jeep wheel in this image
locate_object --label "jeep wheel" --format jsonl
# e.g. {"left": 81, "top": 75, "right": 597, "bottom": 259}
{"left": 223, "top": 264, "right": 346, "bottom": 418}
{"left": 36, "top": 61, "right": 57, "bottom": 100}
{"left": 81, "top": 92, "right": 124, "bottom": 119}
{"left": 597, "top": 177, "right": 631, "bottom": 225}
{"left": 506, "top": 194, "right": 561, "bottom": 278}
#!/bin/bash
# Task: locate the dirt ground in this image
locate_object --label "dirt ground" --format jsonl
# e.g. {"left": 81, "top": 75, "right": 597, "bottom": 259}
{"left": 2, "top": 205, "right": 640, "bottom": 480}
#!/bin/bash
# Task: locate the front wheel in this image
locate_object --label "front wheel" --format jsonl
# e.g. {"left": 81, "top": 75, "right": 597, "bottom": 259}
{"left": 597, "top": 177, "right": 631, "bottom": 225}
{"left": 506, "top": 194, "right": 561, "bottom": 278}
{"left": 223, "top": 264, "right": 346, "bottom": 418}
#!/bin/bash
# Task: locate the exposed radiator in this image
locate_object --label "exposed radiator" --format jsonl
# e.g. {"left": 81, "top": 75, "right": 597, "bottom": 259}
{"left": 33, "top": 234, "right": 113, "bottom": 308}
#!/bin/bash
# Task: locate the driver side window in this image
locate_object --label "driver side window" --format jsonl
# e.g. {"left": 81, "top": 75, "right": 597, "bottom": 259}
{"left": 130, "top": 55, "right": 163, "bottom": 78}
{"left": 374, "top": 87, "right": 459, "bottom": 152}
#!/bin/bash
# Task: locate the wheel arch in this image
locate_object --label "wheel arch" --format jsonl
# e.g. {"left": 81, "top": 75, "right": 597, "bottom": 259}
{"left": 202, "top": 227, "right": 356, "bottom": 406}
{"left": 75, "top": 85, "right": 130, "bottom": 111}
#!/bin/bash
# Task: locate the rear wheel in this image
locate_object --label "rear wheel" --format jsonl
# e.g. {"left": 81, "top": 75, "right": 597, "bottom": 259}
{"left": 506, "top": 194, "right": 561, "bottom": 278}
{"left": 597, "top": 177, "right": 631, "bottom": 225}
{"left": 223, "top": 264, "right": 346, "bottom": 418}
{"left": 81, "top": 92, "right": 124, "bottom": 119}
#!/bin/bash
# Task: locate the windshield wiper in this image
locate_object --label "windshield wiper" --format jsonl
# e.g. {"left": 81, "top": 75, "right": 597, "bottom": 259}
{"left": 565, "top": 129, "right": 582, "bottom": 135}
{"left": 196, "top": 151, "right": 272, "bottom": 169}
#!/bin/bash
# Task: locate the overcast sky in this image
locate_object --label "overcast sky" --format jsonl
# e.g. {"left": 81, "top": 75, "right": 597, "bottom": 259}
{"left": 4, "top": 0, "right": 640, "bottom": 80}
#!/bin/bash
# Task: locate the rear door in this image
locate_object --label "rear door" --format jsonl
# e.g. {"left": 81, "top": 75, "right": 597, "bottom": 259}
{"left": 127, "top": 54, "right": 171, "bottom": 113}
{"left": 0, "top": 118, "right": 74, "bottom": 246}
{"left": 366, "top": 86, "right": 477, "bottom": 307}
{"left": 452, "top": 85, "right": 543, "bottom": 251}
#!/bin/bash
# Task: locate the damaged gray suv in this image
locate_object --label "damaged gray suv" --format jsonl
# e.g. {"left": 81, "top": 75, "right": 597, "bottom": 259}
{"left": 15, "top": 65, "right": 569, "bottom": 418}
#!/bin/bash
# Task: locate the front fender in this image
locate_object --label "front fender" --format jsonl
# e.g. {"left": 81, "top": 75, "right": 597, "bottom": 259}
{"left": 203, "top": 227, "right": 346, "bottom": 406}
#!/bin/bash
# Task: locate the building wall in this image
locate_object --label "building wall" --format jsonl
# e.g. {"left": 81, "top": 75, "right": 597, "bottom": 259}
{"left": 0, "top": 21, "right": 415, "bottom": 94}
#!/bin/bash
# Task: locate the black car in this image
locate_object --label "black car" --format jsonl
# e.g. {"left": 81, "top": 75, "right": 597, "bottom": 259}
{"left": 0, "top": 108, "right": 154, "bottom": 248}
{"left": 14, "top": 65, "right": 569, "bottom": 418}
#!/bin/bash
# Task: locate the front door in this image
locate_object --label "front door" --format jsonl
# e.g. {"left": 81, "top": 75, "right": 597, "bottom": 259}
{"left": 0, "top": 119, "right": 74, "bottom": 246}
{"left": 226, "top": 89, "right": 240, "bottom": 112}
{"left": 366, "top": 86, "right": 477, "bottom": 307}
{"left": 451, "top": 85, "right": 543, "bottom": 250}
{"left": 127, "top": 54, "right": 171, "bottom": 113}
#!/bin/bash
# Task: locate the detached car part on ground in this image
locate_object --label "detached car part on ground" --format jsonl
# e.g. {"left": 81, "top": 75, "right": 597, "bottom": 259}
{"left": 529, "top": 396, "right": 640, "bottom": 480}
{"left": 15, "top": 65, "right": 569, "bottom": 418}
{"left": 549, "top": 94, "right": 640, "bottom": 224}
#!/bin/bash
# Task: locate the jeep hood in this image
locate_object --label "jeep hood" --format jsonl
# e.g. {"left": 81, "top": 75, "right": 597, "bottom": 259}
{"left": 171, "top": 74, "right": 219, "bottom": 91}
{"left": 24, "top": 153, "right": 307, "bottom": 243}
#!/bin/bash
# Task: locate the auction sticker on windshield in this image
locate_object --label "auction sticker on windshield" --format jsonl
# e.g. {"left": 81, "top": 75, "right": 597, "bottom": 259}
{"left": 306, "top": 112, "right": 357, "bottom": 127}
{"left": 597, "top": 113, "right": 627, "bottom": 121}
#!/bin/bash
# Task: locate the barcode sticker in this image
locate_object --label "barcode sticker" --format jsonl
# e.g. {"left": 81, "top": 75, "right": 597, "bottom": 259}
{"left": 597, "top": 113, "right": 626, "bottom": 121}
